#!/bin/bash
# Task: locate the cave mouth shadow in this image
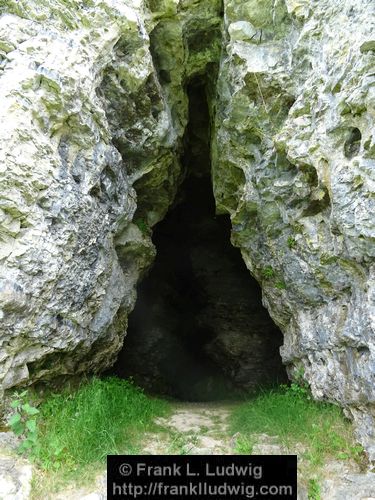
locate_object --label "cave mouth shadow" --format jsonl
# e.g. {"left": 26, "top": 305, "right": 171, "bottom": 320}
{"left": 112, "top": 79, "right": 288, "bottom": 402}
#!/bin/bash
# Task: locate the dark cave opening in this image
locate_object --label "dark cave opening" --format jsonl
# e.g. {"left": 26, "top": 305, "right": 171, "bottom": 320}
{"left": 113, "top": 79, "right": 287, "bottom": 401}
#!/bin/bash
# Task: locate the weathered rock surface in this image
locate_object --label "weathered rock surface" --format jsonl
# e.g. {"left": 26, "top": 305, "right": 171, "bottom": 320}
{"left": 0, "top": 0, "right": 224, "bottom": 391}
{"left": 0, "top": 0, "right": 374, "bottom": 461}
{"left": 0, "top": 0, "right": 201, "bottom": 392}
{"left": 322, "top": 470, "right": 375, "bottom": 499}
{"left": 212, "top": 0, "right": 375, "bottom": 456}
{"left": 0, "top": 432, "right": 32, "bottom": 500}
{"left": 0, "top": 457, "right": 32, "bottom": 500}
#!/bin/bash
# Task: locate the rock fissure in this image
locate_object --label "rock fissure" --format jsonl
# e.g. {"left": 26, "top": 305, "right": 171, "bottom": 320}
{"left": 114, "top": 78, "right": 287, "bottom": 400}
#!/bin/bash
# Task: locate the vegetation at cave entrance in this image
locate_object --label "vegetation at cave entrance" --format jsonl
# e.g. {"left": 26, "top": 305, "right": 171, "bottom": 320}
{"left": 230, "top": 383, "right": 365, "bottom": 497}
{"left": 23, "top": 377, "right": 169, "bottom": 494}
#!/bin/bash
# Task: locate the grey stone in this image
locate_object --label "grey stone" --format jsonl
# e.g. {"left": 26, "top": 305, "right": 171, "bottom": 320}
{"left": 0, "top": 1, "right": 183, "bottom": 394}
{"left": 0, "top": 431, "right": 19, "bottom": 451}
{"left": 0, "top": 457, "right": 32, "bottom": 500}
{"left": 322, "top": 471, "right": 375, "bottom": 499}
{"left": 212, "top": 0, "right": 375, "bottom": 457}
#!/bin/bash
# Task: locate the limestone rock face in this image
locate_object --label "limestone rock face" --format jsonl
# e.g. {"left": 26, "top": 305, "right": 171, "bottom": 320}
{"left": 0, "top": 0, "right": 176, "bottom": 390}
{"left": 0, "top": 0, "right": 222, "bottom": 390}
{"left": 212, "top": 0, "right": 375, "bottom": 456}
{"left": 0, "top": 0, "right": 374, "bottom": 459}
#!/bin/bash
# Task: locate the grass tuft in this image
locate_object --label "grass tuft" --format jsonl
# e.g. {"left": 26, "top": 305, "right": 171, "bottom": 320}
{"left": 230, "top": 383, "right": 364, "bottom": 467}
{"left": 308, "top": 478, "right": 321, "bottom": 500}
{"left": 32, "top": 376, "right": 168, "bottom": 472}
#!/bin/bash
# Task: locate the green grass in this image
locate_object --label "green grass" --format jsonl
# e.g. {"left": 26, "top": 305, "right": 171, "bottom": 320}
{"left": 287, "top": 236, "right": 297, "bottom": 249}
{"left": 230, "top": 383, "right": 365, "bottom": 499}
{"left": 165, "top": 431, "right": 199, "bottom": 455}
{"left": 308, "top": 478, "right": 321, "bottom": 500}
{"left": 230, "top": 383, "right": 364, "bottom": 467}
{"left": 275, "top": 280, "right": 286, "bottom": 290}
{"left": 234, "top": 434, "right": 254, "bottom": 454}
{"left": 261, "top": 266, "right": 275, "bottom": 279}
{"left": 31, "top": 377, "right": 168, "bottom": 472}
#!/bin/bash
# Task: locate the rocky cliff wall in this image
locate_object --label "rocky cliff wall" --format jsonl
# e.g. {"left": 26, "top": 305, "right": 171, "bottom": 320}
{"left": 212, "top": 0, "right": 375, "bottom": 457}
{"left": 0, "top": 0, "right": 374, "bottom": 457}
{"left": 0, "top": 0, "right": 222, "bottom": 389}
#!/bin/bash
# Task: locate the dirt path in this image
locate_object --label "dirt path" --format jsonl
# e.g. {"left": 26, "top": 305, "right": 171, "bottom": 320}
{"left": 142, "top": 402, "right": 238, "bottom": 455}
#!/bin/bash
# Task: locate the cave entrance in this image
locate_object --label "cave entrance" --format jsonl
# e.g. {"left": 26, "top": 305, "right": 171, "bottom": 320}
{"left": 113, "top": 79, "right": 287, "bottom": 401}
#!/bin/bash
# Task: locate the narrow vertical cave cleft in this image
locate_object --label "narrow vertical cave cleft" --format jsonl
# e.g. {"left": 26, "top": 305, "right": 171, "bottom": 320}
{"left": 113, "top": 79, "right": 287, "bottom": 401}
